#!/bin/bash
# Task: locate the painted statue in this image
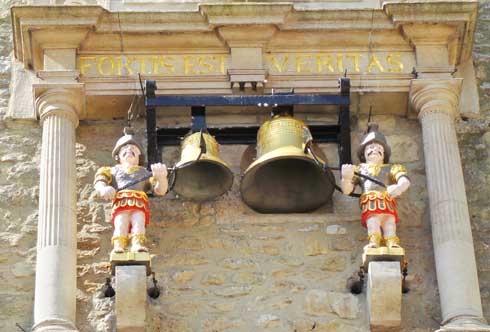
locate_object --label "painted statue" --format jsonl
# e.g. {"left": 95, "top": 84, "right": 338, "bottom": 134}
{"left": 340, "top": 123, "right": 410, "bottom": 249}
{"left": 94, "top": 128, "right": 168, "bottom": 253}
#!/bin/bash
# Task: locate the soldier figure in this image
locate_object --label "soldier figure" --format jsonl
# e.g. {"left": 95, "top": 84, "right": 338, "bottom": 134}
{"left": 94, "top": 128, "right": 168, "bottom": 253}
{"left": 341, "top": 123, "right": 410, "bottom": 249}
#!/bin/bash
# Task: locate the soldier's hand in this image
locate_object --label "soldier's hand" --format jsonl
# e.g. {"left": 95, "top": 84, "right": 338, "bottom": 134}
{"left": 387, "top": 184, "right": 402, "bottom": 198}
{"left": 341, "top": 164, "right": 355, "bottom": 181}
{"left": 151, "top": 163, "right": 168, "bottom": 179}
{"left": 100, "top": 186, "right": 116, "bottom": 200}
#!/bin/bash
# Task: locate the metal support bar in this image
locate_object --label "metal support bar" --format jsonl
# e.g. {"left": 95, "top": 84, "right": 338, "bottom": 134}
{"left": 146, "top": 94, "right": 349, "bottom": 107}
{"left": 157, "top": 125, "right": 341, "bottom": 146}
{"left": 144, "top": 79, "right": 352, "bottom": 167}
{"left": 145, "top": 80, "right": 159, "bottom": 166}
{"left": 338, "top": 77, "right": 352, "bottom": 166}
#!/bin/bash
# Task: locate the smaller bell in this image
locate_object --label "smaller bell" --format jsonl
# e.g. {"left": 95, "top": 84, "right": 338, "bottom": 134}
{"left": 173, "top": 132, "right": 233, "bottom": 201}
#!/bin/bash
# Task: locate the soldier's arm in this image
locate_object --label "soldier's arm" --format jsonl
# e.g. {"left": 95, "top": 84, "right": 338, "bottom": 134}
{"left": 387, "top": 165, "right": 410, "bottom": 198}
{"left": 94, "top": 167, "right": 116, "bottom": 200}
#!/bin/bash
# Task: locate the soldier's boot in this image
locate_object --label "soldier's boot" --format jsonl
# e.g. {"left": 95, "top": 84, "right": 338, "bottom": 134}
{"left": 364, "top": 233, "right": 382, "bottom": 250}
{"left": 131, "top": 234, "right": 148, "bottom": 252}
{"left": 111, "top": 236, "right": 129, "bottom": 253}
{"left": 384, "top": 235, "right": 401, "bottom": 248}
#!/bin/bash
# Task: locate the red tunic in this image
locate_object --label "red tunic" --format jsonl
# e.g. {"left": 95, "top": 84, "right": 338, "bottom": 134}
{"left": 359, "top": 191, "right": 398, "bottom": 227}
{"left": 111, "top": 190, "right": 150, "bottom": 225}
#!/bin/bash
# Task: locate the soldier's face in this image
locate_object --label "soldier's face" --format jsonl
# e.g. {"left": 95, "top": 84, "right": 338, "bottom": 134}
{"left": 118, "top": 144, "right": 141, "bottom": 165}
{"left": 364, "top": 143, "right": 384, "bottom": 164}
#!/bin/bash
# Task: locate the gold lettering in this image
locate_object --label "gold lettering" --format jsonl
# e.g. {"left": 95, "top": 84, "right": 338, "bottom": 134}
{"left": 199, "top": 56, "right": 213, "bottom": 75}
{"left": 296, "top": 54, "right": 312, "bottom": 73}
{"left": 97, "top": 56, "right": 115, "bottom": 75}
{"left": 213, "top": 55, "right": 226, "bottom": 74}
{"left": 386, "top": 53, "right": 403, "bottom": 73}
{"left": 346, "top": 53, "right": 362, "bottom": 72}
{"left": 268, "top": 55, "right": 289, "bottom": 73}
{"left": 134, "top": 56, "right": 147, "bottom": 74}
{"left": 160, "top": 56, "right": 175, "bottom": 75}
{"left": 367, "top": 54, "right": 385, "bottom": 73}
{"left": 336, "top": 54, "right": 344, "bottom": 72}
{"left": 316, "top": 54, "right": 334, "bottom": 73}
{"left": 79, "top": 56, "right": 95, "bottom": 75}
{"left": 184, "top": 55, "right": 196, "bottom": 75}
{"left": 116, "top": 56, "right": 133, "bottom": 75}
{"left": 151, "top": 56, "right": 159, "bottom": 74}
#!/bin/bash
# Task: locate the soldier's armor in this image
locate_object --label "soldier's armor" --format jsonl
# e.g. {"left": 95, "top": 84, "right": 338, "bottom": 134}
{"left": 352, "top": 163, "right": 408, "bottom": 227}
{"left": 94, "top": 165, "right": 154, "bottom": 225}
{"left": 354, "top": 164, "right": 402, "bottom": 191}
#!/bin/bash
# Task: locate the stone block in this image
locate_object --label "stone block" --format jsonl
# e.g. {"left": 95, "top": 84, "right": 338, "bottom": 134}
{"left": 115, "top": 265, "right": 147, "bottom": 332}
{"left": 367, "top": 262, "right": 402, "bottom": 331}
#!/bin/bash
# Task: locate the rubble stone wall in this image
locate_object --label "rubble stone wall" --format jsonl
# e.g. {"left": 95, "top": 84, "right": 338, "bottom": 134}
{"left": 0, "top": 1, "right": 488, "bottom": 332}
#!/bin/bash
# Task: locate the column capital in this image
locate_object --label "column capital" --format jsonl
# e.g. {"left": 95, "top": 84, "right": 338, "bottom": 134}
{"left": 409, "top": 78, "right": 462, "bottom": 121}
{"left": 34, "top": 84, "right": 85, "bottom": 127}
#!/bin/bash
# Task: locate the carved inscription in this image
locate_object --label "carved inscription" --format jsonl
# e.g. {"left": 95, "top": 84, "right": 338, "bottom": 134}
{"left": 78, "top": 52, "right": 412, "bottom": 76}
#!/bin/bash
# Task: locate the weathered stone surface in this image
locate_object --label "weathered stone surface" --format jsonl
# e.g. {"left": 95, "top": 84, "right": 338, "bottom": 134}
{"left": 256, "top": 314, "right": 280, "bottom": 328}
{"left": 304, "top": 237, "right": 329, "bottom": 256}
{"left": 320, "top": 255, "right": 347, "bottom": 272}
{"left": 304, "top": 290, "right": 332, "bottom": 316}
{"left": 201, "top": 273, "right": 226, "bottom": 286}
{"left": 214, "top": 286, "right": 252, "bottom": 298}
{"left": 330, "top": 293, "right": 359, "bottom": 319}
{"left": 172, "top": 270, "right": 195, "bottom": 284}
{"left": 4, "top": 2, "right": 489, "bottom": 332}
{"left": 325, "top": 224, "right": 347, "bottom": 235}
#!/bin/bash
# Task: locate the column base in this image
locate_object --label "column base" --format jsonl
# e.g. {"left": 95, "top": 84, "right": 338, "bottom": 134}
{"left": 436, "top": 317, "right": 490, "bottom": 332}
{"left": 32, "top": 318, "right": 78, "bottom": 332}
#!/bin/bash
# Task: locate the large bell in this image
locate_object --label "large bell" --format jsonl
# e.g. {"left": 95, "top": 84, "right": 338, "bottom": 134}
{"left": 240, "top": 115, "right": 335, "bottom": 213}
{"left": 173, "top": 131, "right": 233, "bottom": 201}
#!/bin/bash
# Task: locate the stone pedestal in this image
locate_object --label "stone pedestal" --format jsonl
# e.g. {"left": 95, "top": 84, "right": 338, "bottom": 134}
{"left": 367, "top": 262, "right": 402, "bottom": 332}
{"left": 32, "top": 88, "right": 82, "bottom": 332}
{"left": 411, "top": 79, "right": 490, "bottom": 331}
{"left": 115, "top": 266, "right": 147, "bottom": 332}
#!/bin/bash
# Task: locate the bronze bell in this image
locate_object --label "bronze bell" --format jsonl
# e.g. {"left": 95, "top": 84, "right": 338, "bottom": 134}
{"left": 173, "top": 131, "right": 233, "bottom": 201}
{"left": 240, "top": 115, "right": 335, "bottom": 213}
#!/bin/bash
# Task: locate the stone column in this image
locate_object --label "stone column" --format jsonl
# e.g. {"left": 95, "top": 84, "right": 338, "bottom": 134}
{"left": 411, "top": 79, "right": 490, "bottom": 331}
{"left": 32, "top": 88, "right": 81, "bottom": 332}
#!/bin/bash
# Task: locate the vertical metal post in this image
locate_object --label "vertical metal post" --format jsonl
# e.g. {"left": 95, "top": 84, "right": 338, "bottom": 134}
{"left": 338, "top": 77, "right": 352, "bottom": 167}
{"left": 145, "top": 80, "right": 160, "bottom": 167}
{"left": 191, "top": 106, "right": 207, "bottom": 132}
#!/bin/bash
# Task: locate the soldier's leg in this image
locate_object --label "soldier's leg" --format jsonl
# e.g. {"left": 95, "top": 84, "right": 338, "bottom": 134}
{"left": 129, "top": 211, "right": 147, "bottom": 252}
{"left": 381, "top": 215, "right": 400, "bottom": 248}
{"left": 365, "top": 216, "right": 382, "bottom": 249}
{"left": 112, "top": 211, "right": 130, "bottom": 253}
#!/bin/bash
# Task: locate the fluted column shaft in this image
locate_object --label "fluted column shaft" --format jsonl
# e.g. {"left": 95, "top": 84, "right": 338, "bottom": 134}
{"left": 412, "top": 79, "right": 486, "bottom": 327}
{"left": 33, "top": 89, "right": 80, "bottom": 332}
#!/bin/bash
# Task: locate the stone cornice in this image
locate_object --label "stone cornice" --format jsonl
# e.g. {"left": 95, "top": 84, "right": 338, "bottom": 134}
{"left": 11, "top": 1, "right": 477, "bottom": 73}
{"left": 382, "top": 1, "right": 478, "bottom": 64}
{"left": 409, "top": 78, "right": 463, "bottom": 120}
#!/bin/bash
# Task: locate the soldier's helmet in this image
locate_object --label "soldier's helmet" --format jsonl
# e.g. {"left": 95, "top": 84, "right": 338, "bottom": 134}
{"left": 357, "top": 123, "right": 391, "bottom": 163}
{"left": 112, "top": 127, "right": 145, "bottom": 165}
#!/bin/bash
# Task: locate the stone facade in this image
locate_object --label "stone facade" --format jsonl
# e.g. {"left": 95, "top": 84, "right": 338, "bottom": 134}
{"left": 0, "top": 1, "right": 489, "bottom": 332}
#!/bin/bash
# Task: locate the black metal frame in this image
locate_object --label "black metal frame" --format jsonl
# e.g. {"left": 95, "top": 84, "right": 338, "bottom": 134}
{"left": 144, "top": 78, "right": 352, "bottom": 168}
